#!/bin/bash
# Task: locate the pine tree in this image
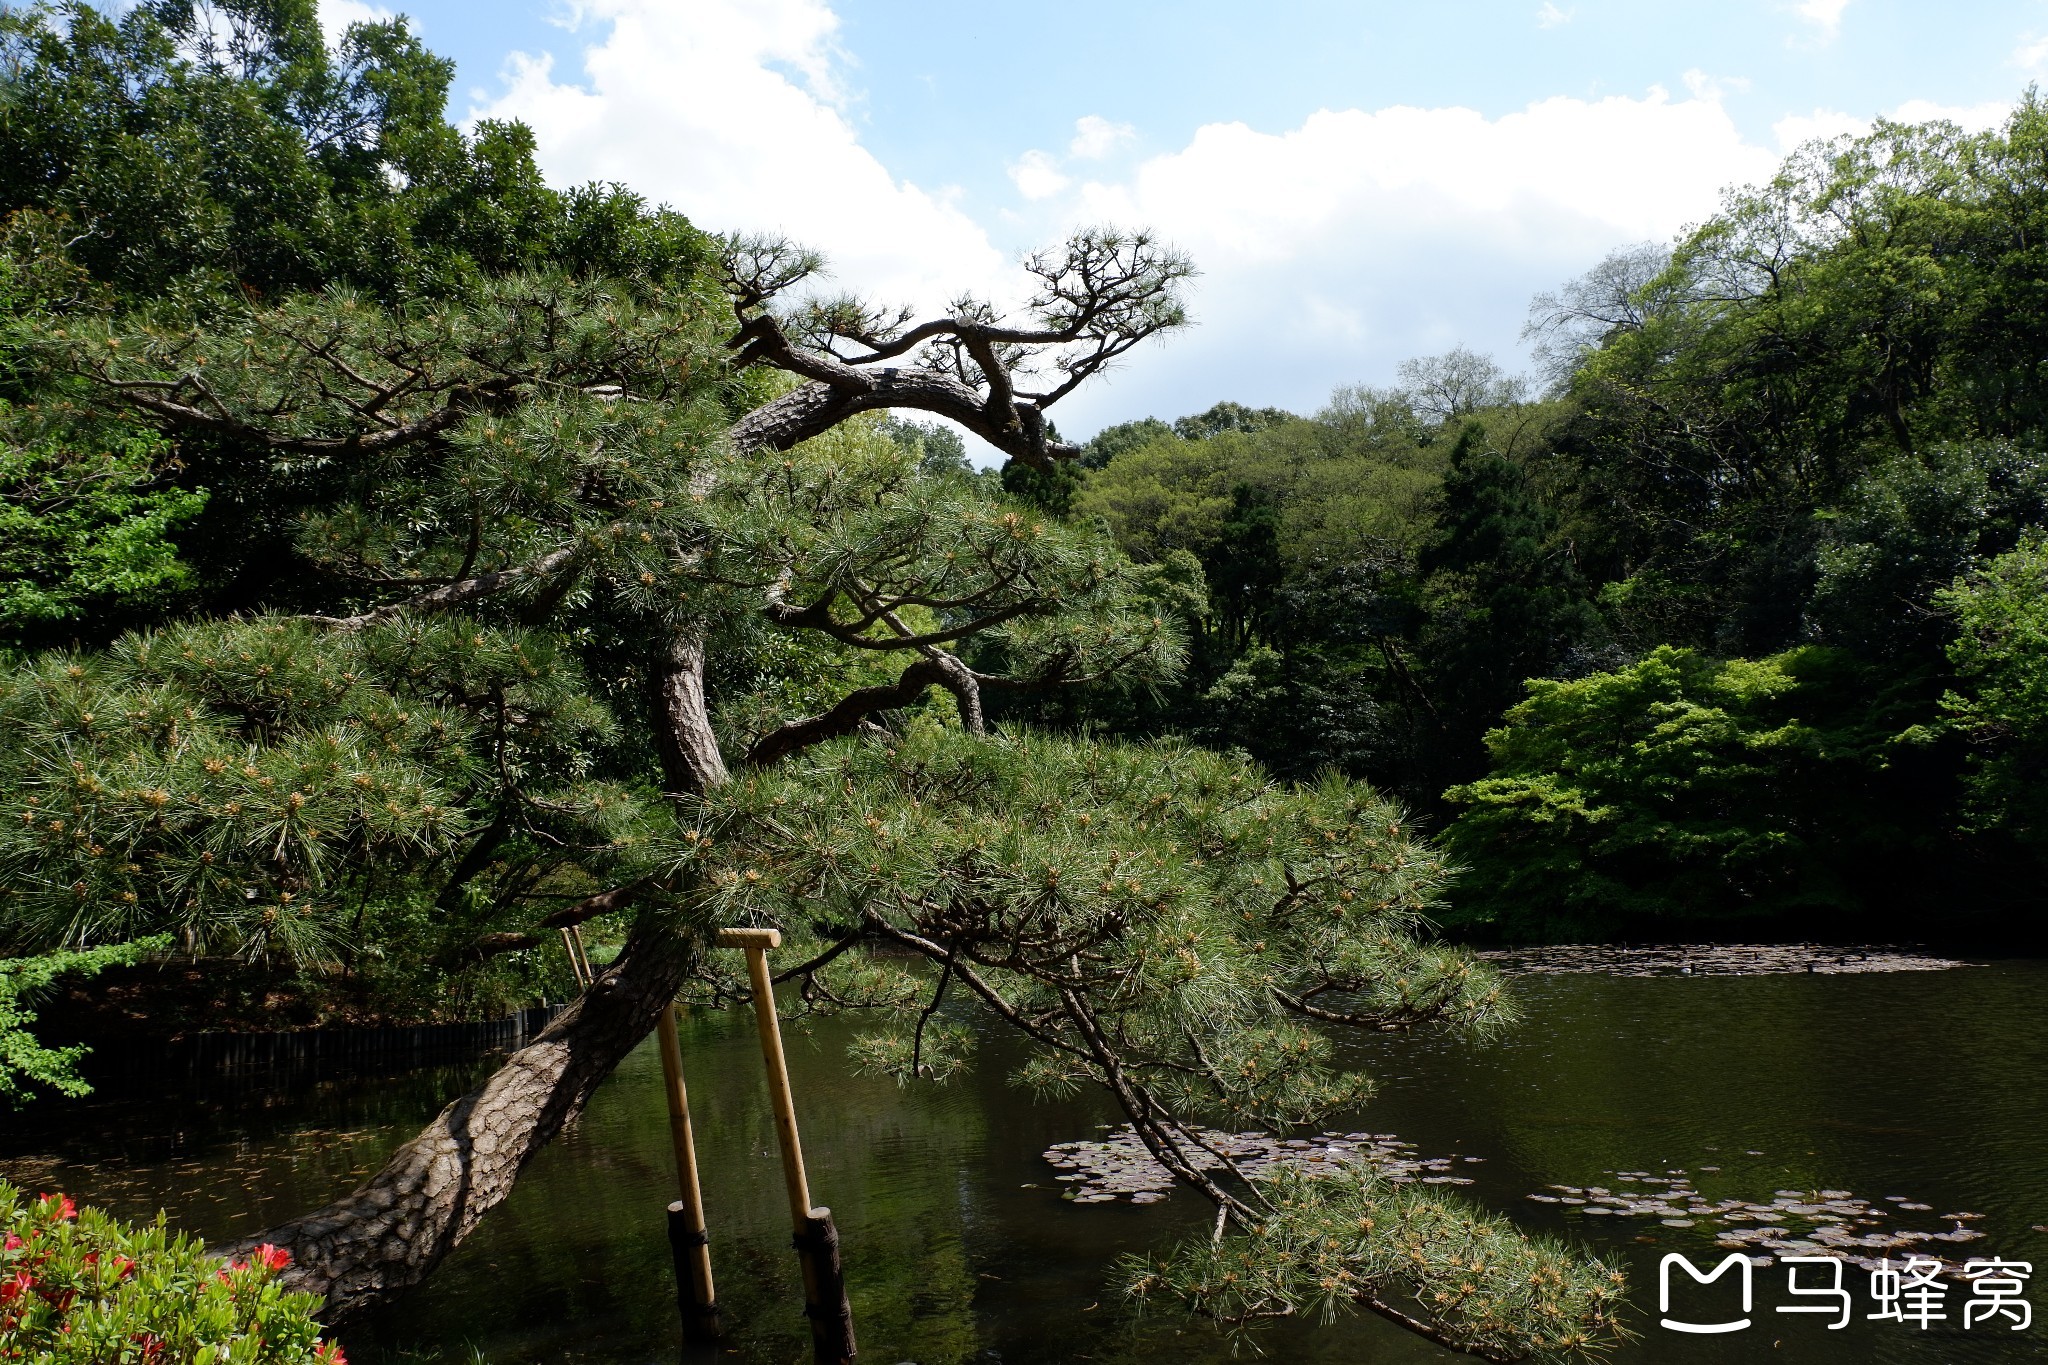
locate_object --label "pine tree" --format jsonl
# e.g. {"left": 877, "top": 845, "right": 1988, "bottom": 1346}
{"left": 0, "top": 9, "right": 1628, "bottom": 1356}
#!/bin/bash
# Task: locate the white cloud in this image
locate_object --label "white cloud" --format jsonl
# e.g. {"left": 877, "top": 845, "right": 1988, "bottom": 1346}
{"left": 1772, "top": 108, "right": 1865, "bottom": 151}
{"left": 1775, "top": 98, "right": 2011, "bottom": 156}
{"left": 1536, "top": 3, "right": 1573, "bottom": 29}
{"left": 2016, "top": 34, "right": 2048, "bottom": 73}
{"left": 1791, "top": 0, "right": 1851, "bottom": 41}
{"left": 461, "top": 0, "right": 2005, "bottom": 440}
{"left": 1682, "top": 69, "right": 1751, "bottom": 101}
{"left": 1011, "top": 118, "right": 1135, "bottom": 204}
{"left": 319, "top": 0, "right": 396, "bottom": 47}
{"left": 469, "top": 0, "right": 1012, "bottom": 314}
{"left": 1069, "top": 115, "right": 1137, "bottom": 159}
{"left": 1041, "top": 91, "right": 1792, "bottom": 431}
{"left": 1008, "top": 149, "right": 1071, "bottom": 200}
{"left": 1889, "top": 98, "right": 2013, "bottom": 134}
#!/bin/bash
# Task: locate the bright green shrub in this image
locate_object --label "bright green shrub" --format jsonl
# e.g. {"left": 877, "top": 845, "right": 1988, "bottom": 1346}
{"left": 0, "top": 1184, "right": 340, "bottom": 1363}
{"left": 0, "top": 940, "right": 164, "bottom": 1105}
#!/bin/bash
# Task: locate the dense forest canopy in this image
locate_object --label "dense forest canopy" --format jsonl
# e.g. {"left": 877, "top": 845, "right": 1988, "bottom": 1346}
{"left": 1029, "top": 104, "right": 2048, "bottom": 940}
{"left": 0, "top": 1, "right": 2043, "bottom": 1356}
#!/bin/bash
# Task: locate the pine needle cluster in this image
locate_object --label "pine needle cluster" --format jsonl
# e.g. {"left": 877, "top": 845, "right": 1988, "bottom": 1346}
{"left": 1124, "top": 1163, "right": 1630, "bottom": 1362}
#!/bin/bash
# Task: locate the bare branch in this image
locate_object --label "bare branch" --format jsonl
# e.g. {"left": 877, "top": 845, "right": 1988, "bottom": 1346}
{"left": 304, "top": 546, "right": 580, "bottom": 632}
{"left": 722, "top": 227, "right": 1193, "bottom": 468}
{"left": 438, "top": 880, "right": 646, "bottom": 969}
{"left": 743, "top": 657, "right": 952, "bottom": 767}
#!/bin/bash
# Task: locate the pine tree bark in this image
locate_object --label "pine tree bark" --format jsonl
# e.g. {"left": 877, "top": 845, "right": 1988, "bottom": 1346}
{"left": 652, "top": 631, "right": 730, "bottom": 794}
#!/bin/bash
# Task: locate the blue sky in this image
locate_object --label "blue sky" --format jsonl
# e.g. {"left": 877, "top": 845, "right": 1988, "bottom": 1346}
{"left": 342, "top": 0, "right": 2044, "bottom": 446}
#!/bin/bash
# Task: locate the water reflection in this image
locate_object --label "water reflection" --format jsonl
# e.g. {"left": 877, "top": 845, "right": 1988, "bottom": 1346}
{"left": 3, "top": 963, "right": 2043, "bottom": 1364}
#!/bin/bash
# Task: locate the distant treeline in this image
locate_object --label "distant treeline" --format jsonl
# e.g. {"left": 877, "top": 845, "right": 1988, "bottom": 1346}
{"left": 984, "top": 104, "right": 2048, "bottom": 941}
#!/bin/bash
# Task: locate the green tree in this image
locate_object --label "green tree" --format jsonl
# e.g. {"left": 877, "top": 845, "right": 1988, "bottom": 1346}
{"left": 1545, "top": 100, "right": 2048, "bottom": 658}
{"left": 1809, "top": 440, "right": 2048, "bottom": 660}
{"left": 1078, "top": 413, "right": 1170, "bottom": 467}
{"left": 0, "top": 1, "right": 705, "bottom": 303}
{"left": 0, "top": 404, "right": 203, "bottom": 642}
{"left": 1420, "top": 423, "right": 1601, "bottom": 779}
{"left": 1939, "top": 535, "right": 2048, "bottom": 853}
{"left": 1171, "top": 398, "right": 1295, "bottom": 440}
{"left": 1442, "top": 646, "right": 1911, "bottom": 938}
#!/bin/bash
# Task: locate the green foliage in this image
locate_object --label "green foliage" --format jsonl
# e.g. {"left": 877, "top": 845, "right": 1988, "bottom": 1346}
{"left": 0, "top": 616, "right": 639, "bottom": 967}
{"left": 1554, "top": 98, "right": 2048, "bottom": 655}
{"left": 1078, "top": 415, "right": 1170, "bottom": 469}
{"left": 0, "top": 270, "right": 1182, "bottom": 1014}
{"left": 1074, "top": 395, "right": 1446, "bottom": 572}
{"left": 1045, "top": 104, "right": 2048, "bottom": 920}
{"left": 1811, "top": 441, "right": 2048, "bottom": 659}
{"left": 1443, "top": 645, "right": 1911, "bottom": 937}
{"left": 0, "top": 402, "right": 204, "bottom": 639}
{"left": 1058, "top": 387, "right": 1501, "bottom": 789}
{"left": 687, "top": 726, "right": 1508, "bottom": 1130}
{"left": 0, "top": 938, "right": 163, "bottom": 1104}
{"left": 1420, "top": 423, "right": 1602, "bottom": 762}
{"left": 877, "top": 415, "right": 971, "bottom": 479}
{"left": 1126, "top": 1164, "right": 1629, "bottom": 1361}
{"left": 0, "top": 1183, "right": 339, "bottom": 1362}
{"left": 54, "top": 268, "right": 737, "bottom": 628}
{"left": 1171, "top": 400, "right": 1295, "bottom": 441}
{"left": 0, "top": 1, "right": 708, "bottom": 302}
{"left": 1939, "top": 535, "right": 2048, "bottom": 850}
{"left": 997, "top": 454, "right": 1079, "bottom": 516}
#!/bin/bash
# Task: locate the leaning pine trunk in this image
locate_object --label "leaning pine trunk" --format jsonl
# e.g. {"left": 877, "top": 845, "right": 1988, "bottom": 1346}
{"left": 227, "top": 926, "right": 690, "bottom": 1317}
{"left": 232, "top": 632, "right": 729, "bottom": 1319}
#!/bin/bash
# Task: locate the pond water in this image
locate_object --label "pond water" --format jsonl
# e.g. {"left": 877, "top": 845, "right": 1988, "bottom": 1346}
{"left": 4, "top": 959, "right": 2045, "bottom": 1365}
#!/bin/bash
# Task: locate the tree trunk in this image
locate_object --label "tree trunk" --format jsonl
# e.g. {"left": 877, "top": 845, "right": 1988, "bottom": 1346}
{"left": 227, "top": 923, "right": 693, "bottom": 1319}
{"left": 234, "top": 629, "right": 732, "bottom": 1321}
{"left": 652, "top": 631, "right": 730, "bottom": 795}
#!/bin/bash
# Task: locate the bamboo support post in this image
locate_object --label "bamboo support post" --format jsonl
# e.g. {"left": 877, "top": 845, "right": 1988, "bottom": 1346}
{"left": 719, "top": 926, "right": 857, "bottom": 1365}
{"left": 559, "top": 926, "right": 592, "bottom": 989}
{"left": 570, "top": 924, "right": 595, "bottom": 985}
{"left": 657, "top": 1002, "right": 721, "bottom": 1342}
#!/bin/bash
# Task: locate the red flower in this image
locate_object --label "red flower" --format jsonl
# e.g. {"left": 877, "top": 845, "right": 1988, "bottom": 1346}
{"left": 2, "top": 1234, "right": 19, "bottom": 1252}
{"left": 251, "top": 1243, "right": 291, "bottom": 1273}
{"left": 34, "top": 1194, "right": 76, "bottom": 1222}
{"left": 0, "top": 1272, "right": 30, "bottom": 1304}
{"left": 112, "top": 1256, "right": 135, "bottom": 1280}
{"left": 315, "top": 1343, "right": 348, "bottom": 1365}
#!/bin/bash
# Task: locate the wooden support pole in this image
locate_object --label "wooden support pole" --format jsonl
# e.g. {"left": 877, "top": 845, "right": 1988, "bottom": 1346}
{"left": 658, "top": 1002, "right": 721, "bottom": 1342}
{"left": 718, "top": 927, "right": 857, "bottom": 1365}
{"left": 559, "top": 926, "right": 591, "bottom": 989}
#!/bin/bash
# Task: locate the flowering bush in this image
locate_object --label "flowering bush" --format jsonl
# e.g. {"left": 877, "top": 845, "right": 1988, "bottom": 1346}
{"left": 0, "top": 1183, "right": 341, "bottom": 1363}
